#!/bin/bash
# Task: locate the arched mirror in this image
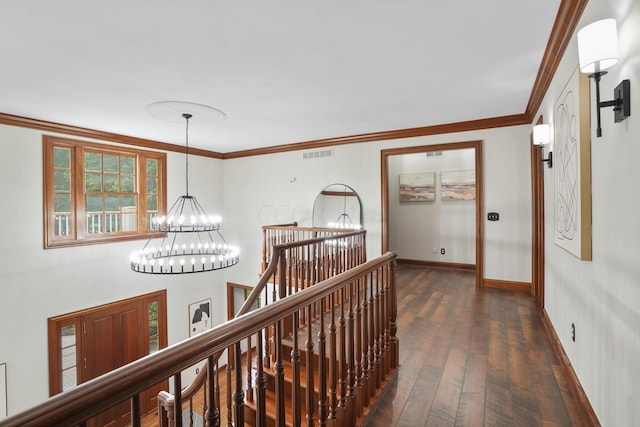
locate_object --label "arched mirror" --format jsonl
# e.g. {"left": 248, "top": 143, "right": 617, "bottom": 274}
{"left": 312, "top": 184, "right": 363, "bottom": 228}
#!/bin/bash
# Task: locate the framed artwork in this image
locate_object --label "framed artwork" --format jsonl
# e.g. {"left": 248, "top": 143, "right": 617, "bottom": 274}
{"left": 0, "top": 363, "right": 6, "bottom": 418}
{"left": 189, "top": 298, "right": 212, "bottom": 337}
{"left": 440, "top": 170, "right": 475, "bottom": 201}
{"left": 553, "top": 66, "right": 592, "bottom": 260}
{"left": 399, "top": 172, "right": 435, "bottom": 202}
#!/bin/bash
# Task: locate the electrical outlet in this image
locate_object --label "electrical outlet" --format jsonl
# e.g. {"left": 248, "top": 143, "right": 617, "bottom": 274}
{"left": 440, "top": 248, "right": 445, "bottom": 255}
{"left": 571, "top": 323, "right": 575, "bottom": 342}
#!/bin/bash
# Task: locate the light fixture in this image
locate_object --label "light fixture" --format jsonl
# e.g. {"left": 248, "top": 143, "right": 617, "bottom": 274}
{"left": 577, "top": 18, "right": 631, "bottom": 137}
{"left": 327, "top": 185, "right": 362, "bottom": 229}
{"left": 130, "top": 102, "right": 239, "bottom": 274}
{"left": 533, "top": 124, "right": 553, "bottom": 168}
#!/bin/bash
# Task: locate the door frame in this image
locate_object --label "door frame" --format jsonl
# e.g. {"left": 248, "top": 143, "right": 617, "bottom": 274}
{"left": 531, "top": 116, "right": 546, "bottom": 309}
{"left": 381, "top": 140, "right": 483, "bottom": 287}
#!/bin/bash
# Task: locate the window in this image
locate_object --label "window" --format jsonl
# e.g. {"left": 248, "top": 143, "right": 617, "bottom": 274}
{"left": 43, "top": 135, "right": 166, "bottom": 248}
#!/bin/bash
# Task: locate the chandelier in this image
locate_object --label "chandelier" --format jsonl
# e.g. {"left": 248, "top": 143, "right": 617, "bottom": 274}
{"left": 130, "top": 102, "right": 240, "bottom": 274}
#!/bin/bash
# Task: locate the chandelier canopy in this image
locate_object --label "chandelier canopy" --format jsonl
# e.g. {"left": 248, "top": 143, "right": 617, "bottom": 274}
{"left": 130, "top": 103, "right": 239, "bottom": 274}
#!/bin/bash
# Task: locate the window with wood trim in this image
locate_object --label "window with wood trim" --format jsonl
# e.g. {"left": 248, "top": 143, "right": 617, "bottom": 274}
{"left": 43, "top": 135, "right": 166, "bottom": 248}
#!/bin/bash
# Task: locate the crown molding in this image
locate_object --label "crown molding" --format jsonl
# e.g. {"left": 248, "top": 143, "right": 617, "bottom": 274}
{"left": 0, "top": 112, "right": 224, "bottom": 159}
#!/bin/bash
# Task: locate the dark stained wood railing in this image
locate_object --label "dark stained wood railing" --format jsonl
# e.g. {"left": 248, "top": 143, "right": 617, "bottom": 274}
{"left": 156, "top": 225, "right": 367, "bottom": 425}
{"left": 0, "top": 250, "right": 397, "bottom": 427}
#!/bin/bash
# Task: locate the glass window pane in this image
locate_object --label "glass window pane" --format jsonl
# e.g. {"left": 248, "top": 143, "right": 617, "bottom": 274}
{"left": 54, "top": 147, "right": 71, "bottom": 169}
{"left": 149, "top": 301, "right": 158, "bottom": 319}
{"left": 85, "top": 152, "right": 102, "bottom": 172}
{"left": 61, "top": 325, "right": 76, "bottom": 344}
{"left": 104, "top": 174, "right": 119, "bottom": 192}
{"left": 147, "top": 195, "right": 158, "bottom": 211}
{"left": 120, "top": 175, "right": 134, "bottom": 193}
{"left": 54, "top": 193, "right": 71, "bottom": 213}
{"left": 120, "top": 157, "right": 134, "bottom": 174}
{"left": 61, "top": 345, "right": 76, "bottom": 370}
{"left": 149, "top": 337, "right": 159, "bottom": 354}
{"left": 54, "top": 214, "right": 72, "bottom": 236}
{"left": 103, "top": 154, "right": 118, "bottom": 173}
{"left": 54, "top": 170, "right": 71, "bottom": 191}
{"left": 122, "top": 195, "right": 136, "bottom": 209}
{"left": 121, "top": 213, "right": 137, "bottom": 232}
{"left": 105, "top": 195, "right": 120, "bottom": 212}
{"left": 146, "top": 159, "right": 157, "bottom": 176}
{"left": 147, "top": 177, "right": 157, "bottom": 194}
{"left": 62, "top": 367, "right": 77, "bottom": 391}
{"left": 86, "top": 195, "right": 103, "bottom": 212}
{"left": 85, "top": 172, "right": 102, "bottom": 192}
{"left": 86, "top": 213, "right": 103, "bottom": 233}
{"left": 149, "top": 319, "right": 158, "bottom": 336}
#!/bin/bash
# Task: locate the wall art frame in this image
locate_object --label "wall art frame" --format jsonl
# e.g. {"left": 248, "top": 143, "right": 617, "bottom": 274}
{"left": 553, "top": 66, "right": 592, "bottom": 260}
{"left": 440, "top": 170, "right": 476, "bottom": 201}
{"left": 189, "top": 298, "right": 212, "bottom": 337}
{"left": 399, "top": 172, "right": 435, "bottom": 202}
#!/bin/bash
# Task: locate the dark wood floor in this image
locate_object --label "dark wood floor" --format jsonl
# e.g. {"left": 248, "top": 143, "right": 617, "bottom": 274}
{"left": 365, "top": 264, "right": 588, "bottom": 427}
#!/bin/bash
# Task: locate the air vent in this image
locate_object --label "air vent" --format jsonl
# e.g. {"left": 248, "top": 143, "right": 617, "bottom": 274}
{"left": 426, "top": 151, "right": 443, "bottom": 157}
{"left": 303, "top": 149, "right": 334, "bottom": 160}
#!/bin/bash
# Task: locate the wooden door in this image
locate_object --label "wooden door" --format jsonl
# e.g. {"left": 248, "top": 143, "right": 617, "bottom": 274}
{"left": 48, "top": 291, "right": 168, "bottom": 425}
{"left": 84, "top": 301, "right": 142, "bottom": 427}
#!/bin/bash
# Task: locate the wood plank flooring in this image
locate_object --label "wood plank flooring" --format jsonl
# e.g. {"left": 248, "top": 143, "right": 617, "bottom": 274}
{"left": 364, "top": 264, "right": 588, "bottom": 427}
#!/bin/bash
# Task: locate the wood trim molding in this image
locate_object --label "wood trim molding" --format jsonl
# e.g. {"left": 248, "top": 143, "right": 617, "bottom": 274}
{"left": 381, "top": 140, "right": 483, "bottom": 288}
{"left": 224, "top": 114, "right": 528, "bottom": 159}
{"left": 541, "top": 309, "right": 601, "bottom": 426}
{"left": 0, "top": 112, "right": 224, "bottom": 159}
{"left": 483, "top": 278, "right": 531, "bottom": 292}
{"left": 525, "top": 0, "right": 589, "bottom": 119}
{"left": 397, "top": 258, "right": 475, "bottom": 271}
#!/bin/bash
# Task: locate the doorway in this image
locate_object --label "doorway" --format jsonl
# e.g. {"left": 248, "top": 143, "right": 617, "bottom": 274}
{"left": 381, "top": 140, "right": 483, "bottom": 287}
{"left": 48, "top": 290, "right": 168, "bottom": 426}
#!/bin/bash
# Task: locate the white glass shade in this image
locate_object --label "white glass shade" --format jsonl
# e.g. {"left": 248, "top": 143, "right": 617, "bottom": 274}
{"left": 577, "top": 19, "right": 619, "bottom": 74}
{"left": 533, "top": 124, "right": 550, "bottom": 146}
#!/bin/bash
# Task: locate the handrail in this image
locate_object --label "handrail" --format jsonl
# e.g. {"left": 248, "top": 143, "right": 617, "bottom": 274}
{"left": 0, "top": 251, "right": 397, "bottom": 427}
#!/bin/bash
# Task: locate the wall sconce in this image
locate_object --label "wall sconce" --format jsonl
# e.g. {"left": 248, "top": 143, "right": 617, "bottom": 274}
{"left": 533, "top": 124, "right": 552, "bottom": 168}
{"left": 577, "top": 18, "right": 631, "bottom": 137}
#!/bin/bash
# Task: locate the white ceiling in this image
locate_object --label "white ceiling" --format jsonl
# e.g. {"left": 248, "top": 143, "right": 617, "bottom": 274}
{"left": 0, "top": 1, "right": 561, "bottom": 153}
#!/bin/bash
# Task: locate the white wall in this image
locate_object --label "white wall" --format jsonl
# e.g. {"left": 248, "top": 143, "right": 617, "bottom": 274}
{"left": 221, "top": 126, "right": 533, "bottom": 289}
{"left": 535, "top": 0, "right": 640, "bottom": 425}
{"left": 388, "top": 149, "right": 476, "bottom": 264}
{"left": 0, "top": 125, "right": 227, "bottom": 416}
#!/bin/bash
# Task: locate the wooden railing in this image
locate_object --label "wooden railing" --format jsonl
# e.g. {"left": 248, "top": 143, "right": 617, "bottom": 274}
{"left": 0, "top": 251, "right": 397, "bottom": 427}
{"left": 158, "top": 225, "right": 368, "bottom": 425}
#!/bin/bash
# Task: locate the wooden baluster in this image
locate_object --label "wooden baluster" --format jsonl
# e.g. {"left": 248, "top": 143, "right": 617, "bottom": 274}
{"left": 292, "top": 311, "right": 301, "bottom": 427}
{"left": 374, "top": 269, "right": 382, "bottom": 390}
{"left": 305, "top": 305, "right": 315, "bottom": 427}
{"left": 205, "top": 357, "right": 220, "bottom": 427}
{"left": 338, "top": 287, "right": 347, "bottom": 417}
{"left": 226, "top": 350, "right": 233, "bottom": 427}
{"left": 246, "top": 334, "right": 253, "bottom": 403}
{"left": 274, "top": 320, "right": 286, "bottom": 427}
{"left": 389, "top": 258, "right": 399, "bottom": 368}
{"left": 174, "top": 373, "right": 183, "bottom": 427}
{"left": 130, "top": 394, "right": 141, "bottom": 427}
{"left": 233, "top": 342, "right": 245, "bottom": 425}
{"left": 256, "top": 329, "right": 267, "bottom": 427}
{"left": 345, "top": 281, "right": 356, "bottom": 426}
{"left": 381, "top": 265, "right": 391, "bottom": 377}
{"left": 354, "top": 277, "right": 364, "bottom": 417}
{"left": 360, "top": 274, "right": 370, "bottom": 408}
{"left": 367, "top": 271, "right": 376, "bottom": 401}
{"left": 318, "top": 297, "right": 328, "bottom": 427}
{"left": 214, "top": 362, "right": 221, "bottom": 427}
{"left": 328, "top": 291, "right": 338, "bottom": 426}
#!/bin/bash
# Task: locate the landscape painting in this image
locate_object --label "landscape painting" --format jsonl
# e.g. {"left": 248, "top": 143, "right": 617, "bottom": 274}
{"left": 441, "top": 170, "right": 475, "bottom": 201}
{"left": 399, "top": 172, "right": 435, "bottom": 202}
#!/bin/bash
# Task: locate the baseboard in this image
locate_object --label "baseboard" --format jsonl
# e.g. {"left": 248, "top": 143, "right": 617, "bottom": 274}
{"left": 397, "top": 258, "right": 475, "bottom": 270}
{"left": 483, "top": 278, "right": 530, "bottom": 292}
{"left": 541, "top": 309, "right": 600, "bottom": 426}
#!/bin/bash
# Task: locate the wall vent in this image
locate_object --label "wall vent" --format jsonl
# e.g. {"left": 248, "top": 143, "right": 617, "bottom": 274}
{"left": 426, "top": 151, "right": 443, "bottom": 157}
{"left": 303, "top": 149, "right": 334, "bottom": 160}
